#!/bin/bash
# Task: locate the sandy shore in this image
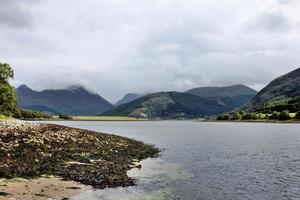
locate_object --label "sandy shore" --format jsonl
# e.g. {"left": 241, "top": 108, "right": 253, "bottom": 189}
{"left": 0, "top": 176, "right": 90, "bottom": 200}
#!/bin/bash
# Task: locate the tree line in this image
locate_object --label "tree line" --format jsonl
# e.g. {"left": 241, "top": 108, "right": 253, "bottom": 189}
{"left": 217, "top": 110, "right": 300, "bottom": 121}
{"left": 0, "top": 63, "right": 50, "bottom": 119}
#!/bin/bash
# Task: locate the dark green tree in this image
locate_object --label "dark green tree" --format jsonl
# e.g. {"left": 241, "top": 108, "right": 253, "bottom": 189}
{"left": 295, "top": 112, "right": 300, "bottom": 120}
{"left": 231, "top": 112, "right": 243, "bottom": 120}
{"left": 269, "top": 111, "right": 280, "bottom": 120}
{"left": 278, "top": 110, "right": 291, "bottom": 120}
{"left": 0, "top": 63, "right": 17, "bottom": 116}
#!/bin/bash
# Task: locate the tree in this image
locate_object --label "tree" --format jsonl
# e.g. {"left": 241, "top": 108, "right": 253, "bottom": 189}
{"left": 269, "top": 111, "right": 280, "bottom": 120}
{"left": 217, "top": 114, "right": 230, "bottom": 120}
{"left": 295, "top": 112, "right": 300, "bottom": 120}
{"left": 278, "top": 110, "right": 291, "bottom": 120}
{"left": 0, "top": 63, "right": 17, "bottom": 116}
{"left": 0, "top": 63, "right": 14, "bottom": 84}
{"left": 231, "top": 112, "right": 242, "bottom": 120}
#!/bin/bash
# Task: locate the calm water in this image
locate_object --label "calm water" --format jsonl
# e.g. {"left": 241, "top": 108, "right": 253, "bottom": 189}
{"left": 45, "top": 121, "right": 300, "bottom": 200}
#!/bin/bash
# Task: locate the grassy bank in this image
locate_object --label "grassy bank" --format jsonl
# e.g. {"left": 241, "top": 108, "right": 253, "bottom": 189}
{"left": 207, "top": 119, "right": 300, "bottom": 123}
{"left": 0, "top": 120, "right": 159, "bottom": 191}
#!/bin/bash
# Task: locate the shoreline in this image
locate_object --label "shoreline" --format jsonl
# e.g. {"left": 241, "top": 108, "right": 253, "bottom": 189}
{"left": 205, "top": 119, "right": 300, "bottom": 124}
{"left": 0, "top": 176, "right": 90, "bottom": 200}
{"left": 0, "top": 119, "right": 159, "bottom": 199}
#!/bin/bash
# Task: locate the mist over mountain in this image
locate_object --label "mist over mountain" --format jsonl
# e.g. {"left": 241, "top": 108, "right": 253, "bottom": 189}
{"left": 115, "top": 93, "right": 145, "bottom": 107}
{"left": 16, "top": 85, "right": 114, "bottom": 115}
{"left": 185, "top": 85, "right": 257, "bottom": 111}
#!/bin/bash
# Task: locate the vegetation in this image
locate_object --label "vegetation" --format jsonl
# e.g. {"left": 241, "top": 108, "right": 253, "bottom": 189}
{"left": 59, "top": 114, "right": 73, "bottom": 120}
{"left": 69, "top": 116, "right": 144, "bottom": 121}
{"left": 251, "top": 97, "right": 300, "bottom": 113}
{"left": 0, "top": 63, "right": 17, "bottom": 116}
{"left": 216, "top": 110, "right": 298, "bottom": 121}
{"left": 15, "top": 109, "right": 51, "bottom": 119}
{"left": 295, "top": 112, "right": 300, "bottom": 120}
{"left": 0, "top": 63, "right": 51, "bottom": 119}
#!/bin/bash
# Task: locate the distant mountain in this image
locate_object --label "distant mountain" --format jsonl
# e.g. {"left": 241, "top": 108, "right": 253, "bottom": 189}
{"left": 104, "top": 92, "right": 233, "bottom": 119}
{"left": 246, "top": 68, "right": 300, "bottom": 112}
{"left": 16, "top": 85, "right": 114, "bottom": 115}
{"left": 185, "top": 85, "right": 257, "bottom": 110}
{"left": 185, "top": 84, "right": 257, "bottom": 97}
{"left": 115, "top": 93, "right": 144, "bottom": 107}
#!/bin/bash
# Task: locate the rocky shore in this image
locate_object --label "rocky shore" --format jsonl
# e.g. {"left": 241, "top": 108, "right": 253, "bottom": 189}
{"left": 0, "top": 120, "right": 159, "bottom": 194}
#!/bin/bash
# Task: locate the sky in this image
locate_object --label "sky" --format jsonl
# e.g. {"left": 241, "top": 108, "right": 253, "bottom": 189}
{"left": 0, "top": 0, "right": 300, "bottom": 103}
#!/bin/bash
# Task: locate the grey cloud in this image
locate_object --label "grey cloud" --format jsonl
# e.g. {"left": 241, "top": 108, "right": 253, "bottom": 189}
{"left": 246, "top": 10, "right": 291, "bottom": 33}
{"left": 277, "top": 0, "right": 294, "bottom": 5}
{"left": 0, "top": 1, "right": 34, "bottom": 29}
{"left": 1, "top": 0, "right": 299, "bottom": 102}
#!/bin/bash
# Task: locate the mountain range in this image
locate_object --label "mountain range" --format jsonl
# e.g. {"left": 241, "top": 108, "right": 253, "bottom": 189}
{"left": 185, "top": 85, "right": 257, "bottom": 111}
{"left": 16, "top": 85, "right": 114, "bottom": 115}
{"left": 105, "top": 85, "right": 258, "bottom": 118}
{"left": 16, "top": 84, "right": 258, "bottom": 118}
{"left": 105, "top": 92, "right": 231, "bottom": 119}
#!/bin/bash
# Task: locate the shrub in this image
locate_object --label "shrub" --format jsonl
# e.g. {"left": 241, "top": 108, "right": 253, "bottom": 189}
{"left": 269, "top": 111, "right": 280, "bottom": 120}
{"left": 15, "top": 109, "right": 51, "bottom": 119}
{"left": 242, "top": 112, "right": 258, "bottom": 120}
{"left": 231, "top": 112, "right": 243, "bottom": 120}
{"left": 59, "top": 114, "right": 73, "bottom": 120}
{"left": 278, "top": 110, "right": 291, "bottom": 120}
{"left": 217, "top": 114, "right": 230, "bottom": 120}
{"left": 257, "top": 113, "right": 265, "bottom": 120}
{"left": 295, "top": 112, "right": 300, "bottom": 120}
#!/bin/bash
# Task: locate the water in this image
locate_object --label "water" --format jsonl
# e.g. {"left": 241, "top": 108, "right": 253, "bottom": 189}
{"left": 44, "top": 121, "right": 300, "bottom": 200}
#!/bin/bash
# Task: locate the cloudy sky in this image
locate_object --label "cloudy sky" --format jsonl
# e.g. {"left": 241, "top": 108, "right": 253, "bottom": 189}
{"left": 1, "top": 0, "right": 300, "bottom": 102}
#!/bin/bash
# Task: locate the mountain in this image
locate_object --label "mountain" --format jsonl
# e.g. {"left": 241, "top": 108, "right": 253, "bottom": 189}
{"left": 185, "top": 84, "right": 257, "bottom": 97}
{"left": 246, "top": 68, "right": 300, "bottom": 112}
{"left": 185, "top": 84, "right": 257, "bottom": 110}
{"left": 104, "top": 92, "right": 233, "bottom": 119}
{"left": 16, "top": 85, "right": 114, "bottom": 115}
{"left": 115, "top": 93, "right": 144, "bottom": 107}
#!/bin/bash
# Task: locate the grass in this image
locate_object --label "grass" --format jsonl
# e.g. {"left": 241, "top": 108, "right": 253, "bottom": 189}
{"left": 0, "top": 115, "right": 10, "bottom": 120}
{"left": 290, "top": 113, "right": 296, "bottom": 118}
{"left": 57, "top": 116, "right": 146, "bottom": 121}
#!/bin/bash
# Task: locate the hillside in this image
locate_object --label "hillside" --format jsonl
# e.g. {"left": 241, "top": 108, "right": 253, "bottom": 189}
{"left": 105, "top": 92, "right": 232, "bottom": 119}
{"left": 185, "top": 84, "right": 257, "bottom": 97}
{"left": 115, "top": 93, "right": 144, "bottom": 107}
{"left": 246, "top": 68, "right": 300, "bottom": 112}
{"left": 16, "top": 85, "right": 114, "bottom": 115}
{"left": 185, "top": 84, "right": 257, "bottom": 110}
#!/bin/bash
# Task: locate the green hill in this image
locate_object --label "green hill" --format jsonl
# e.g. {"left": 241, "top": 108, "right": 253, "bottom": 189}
{"left": 246, "top": 68, "right": 300, "bottom": 112}
{"left": 185, "top": 85, "right": 257, "bottom": 111}
{"left": 104, "top": 92, "right": 232, "bottom": 119}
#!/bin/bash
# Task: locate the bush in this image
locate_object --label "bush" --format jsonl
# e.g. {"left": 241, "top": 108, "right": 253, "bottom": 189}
{"left": 242, "top": 112, "right": 258, "bottom": 120}
{"left": 59, "top": 114, "right": 73, "bottom": 120}
{"left": 231, "top": 112, "right": 242, "bottom": 120}
{"left": 15, "top": 109, "right": 51, "bottom": 119}
{"left": 257, "top": 113, "right": 266, "bottom": 120}
{"left": 295, "top": 112, "right": 300, "bottom": 120}
{"left": 278, "top": 110, "right": 291, "bottom": 120}
{"left": 269, "top": 111, "right": 280, "bottom": 120}
{"left": 217, "top": 114, "right": 230, "bottom": 120}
